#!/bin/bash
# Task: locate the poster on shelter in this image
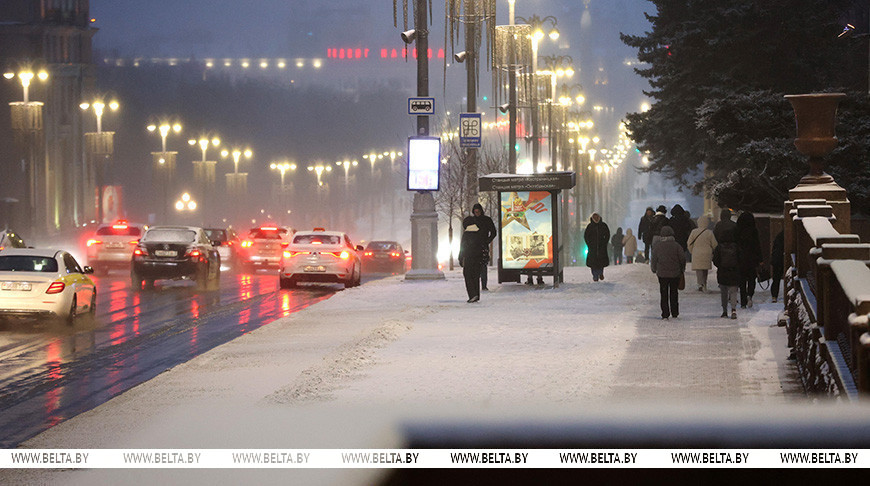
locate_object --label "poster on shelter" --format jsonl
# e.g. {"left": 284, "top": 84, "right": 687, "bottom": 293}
{"left": 500, "top": 191, "right": 553, "bottom": 269}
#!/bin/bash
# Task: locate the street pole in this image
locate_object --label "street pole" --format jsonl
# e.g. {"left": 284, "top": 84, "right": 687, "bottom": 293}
{"left": 406, "top": 0, "right": 444, "bottom": 280}
{"left": 465, "top": 5, "right": 479, "bottom": 213}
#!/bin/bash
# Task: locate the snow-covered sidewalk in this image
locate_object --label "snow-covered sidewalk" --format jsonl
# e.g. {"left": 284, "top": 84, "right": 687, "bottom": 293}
{"left": 6, "top": 263, "right": 803, "bottom": 484}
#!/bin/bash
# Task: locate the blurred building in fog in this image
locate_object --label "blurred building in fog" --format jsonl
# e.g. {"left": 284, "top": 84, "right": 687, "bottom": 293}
{"left": 0, "top": 0, "right": 97, "bottom": 235}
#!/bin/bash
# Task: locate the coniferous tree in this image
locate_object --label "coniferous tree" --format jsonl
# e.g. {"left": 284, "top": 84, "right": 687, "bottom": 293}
{"left": 621, "top": 0, "right": 870, "bottom": 213}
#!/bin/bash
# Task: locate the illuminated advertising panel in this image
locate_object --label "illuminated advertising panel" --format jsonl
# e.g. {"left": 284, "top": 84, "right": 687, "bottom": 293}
{"left": 407, "top": 136, "right": 440, "bottom": 191}
{"left": 500, "top": 191, "right": 553, "bottom": 269}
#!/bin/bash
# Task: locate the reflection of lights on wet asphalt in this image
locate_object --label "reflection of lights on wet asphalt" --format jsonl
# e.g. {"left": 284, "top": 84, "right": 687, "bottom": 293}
{"left": 220, "top": 265, "right": 231, "bottom": 272}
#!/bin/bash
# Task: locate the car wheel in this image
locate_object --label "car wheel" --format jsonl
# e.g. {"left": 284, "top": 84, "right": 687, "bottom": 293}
{"left": 344, "top": 267, "right": 356, "bottom": 289}
{"left": 131, "top": 268, "right": 144, "bottom": 291}
{"left": 207, "top": 265, "right": 221, "bottom": 291}
{"left": 196, "top": 264, "right": 209, "bottom": 290}
{"left": 354, "top": 264, "right": 362, "bottom": 287}
{"left": 65, "top": 296, "right": 77, "bottom": 326}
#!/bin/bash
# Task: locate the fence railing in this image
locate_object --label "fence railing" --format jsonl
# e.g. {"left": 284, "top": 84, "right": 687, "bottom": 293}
{"left": 785, "top": 199, "right": 870, "bottom": 399}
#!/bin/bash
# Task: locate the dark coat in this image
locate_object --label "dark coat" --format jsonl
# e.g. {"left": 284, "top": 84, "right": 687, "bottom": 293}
{"left": 650, "top": 227, "right": 686, "bottom": 279}
{"left": 611, "top": 229, "right": 624, "bottom": 249}
{"left": 650, "top": 212, "right": 669, "bottom": 238}
{"left": 668, "top": 204, "right": 692, "bottom": 251}
{"left": 584, "top": 216, "right": 611, "bottom": 269}
{"left": 713, "top": 209, "right": 736, "bottom": 243}
{"left": 458, "top": 215, "right": 489, "bottom": 267}
{"left": 638, "top": 209, "right": 654, "bottom": 245}
{"left": 771, "top": 230, "right": 785, "bottom": 275}
{"left": 735, "top": 212, "right": 762, "bottom": 274}
{"left": 713, "top": 230, "right": 741, "bottom": 286}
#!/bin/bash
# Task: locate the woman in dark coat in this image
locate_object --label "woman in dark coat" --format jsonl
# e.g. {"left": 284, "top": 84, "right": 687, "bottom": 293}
{"left": 735, "top": 212, "right": 763, "bottom": 308}
{"left": 584, "top": 212, "right": 610, "bottom": 282}
{"left": 668, "top": 204, "right": 692, "bottom": 252}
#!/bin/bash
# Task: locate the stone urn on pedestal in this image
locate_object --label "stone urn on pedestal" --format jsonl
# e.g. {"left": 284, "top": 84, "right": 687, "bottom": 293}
{"left": 783, "top": 92, "right": 851, "bottom": 253}
{"left": 784, "top": 93, "right": 846, "bottom": 185}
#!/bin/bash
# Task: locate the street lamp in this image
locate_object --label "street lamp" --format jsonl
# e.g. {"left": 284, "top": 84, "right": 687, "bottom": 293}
{"left": 81, "top": 98, "right": 119, "bottom": 223}
{"left": 175, "top": 192, "right": 197, "bottom": 211}
{"left": 3, "top": 69, "right": 49, "bottom": 104}
{"left": 516, "top": 14, "right": 559, "bottom": 173}
{"left": 307, "top": 164, "right": 332, "bottom": 187}
{"left": 270, "top": 161, "right": 297, "bottom": 187}
{"left": 221, "top": 147, "right": 252, "bottom": 174}
{"left": 188, "top": 135, "right": 221, "bottom": 162}
{"left": 147, "top": 120, "right": 182, "bottom": 221}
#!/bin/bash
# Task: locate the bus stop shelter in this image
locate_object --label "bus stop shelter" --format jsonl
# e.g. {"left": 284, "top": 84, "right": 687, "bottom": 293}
{"left": 479, "top": 172, "right": 576, "bottom": 288}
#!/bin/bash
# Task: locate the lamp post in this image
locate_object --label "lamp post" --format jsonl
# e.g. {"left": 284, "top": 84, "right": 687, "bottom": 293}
{"left": 516, "top": 14, "right": 559, "bottom": 173}
{"left": 189, "top": 135, "right": 220, "bottom": 222}
{"left": 539, "top": 55, "right": 575, "bottom": 170}
{"left": 220, "top": 147, "right": 252, "bottom": 226}
{"left": 336, "top": 159, "right": 358, "bottom": 229}
{"left": 80, "top": 98, "right": 119, "bottom": 223}
{"left": 174, "top": 192, "right": 197, "bottom": 225}
{"left": 4, "top": 69, "right": 48, "bottom": 235}
{"left": 147, "top": 121, "right": 182, "bottom": 222}
{"left": 307, "top": 164, "right": 332, "bottom": 226}
{"left": 494, "top": 20, "right": 532, "bottom": 174}
{"left": 270, "top": 161, "right": 296, "bottom": 221}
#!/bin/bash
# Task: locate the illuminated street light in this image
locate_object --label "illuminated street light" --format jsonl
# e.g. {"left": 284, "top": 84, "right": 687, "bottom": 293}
{"left": 307, "top": 164, "right": 332, "bottom": 186}
{"left": 147, "top": 120, "right": 183, "bottom": 153}
{"left": 175, "top": 192, "right": 197, "bottom": 211}
{"left": 80, "top": 98, "right": 119, "bottom": 134}
{"left": 188, "top": 135, "right": 221, "bottom": 162}
{"left": 270, "top": 161, "right": 297, "bottom": 187}
{"left": 221, "top": 147, "right": 253, "bottom": 174}
{"left": 3, "top": 69, "right": 49, "bottom": 104}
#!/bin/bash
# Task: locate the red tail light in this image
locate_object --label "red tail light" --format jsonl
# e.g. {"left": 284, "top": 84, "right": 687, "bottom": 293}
{"left": 390, "top": 252, "right": 401, "bottom": 258}
{"left": 281, "top": 242, "right": 290, "bottom": 248}
{"left": 187, "top": 249, "right": 202, "bottom": 258}
{"left": 46, "top": 281, "right": 65, "bottom": 294}
{"left": 133, "top": 246, "right": 146, "bottom": 256}
{"left": 364, "top": 251, "right": 373, "bottom": 256}
{"left": 286, "top": 251, "right": 309, "bottom": 258}
{"left": 87, "top": 239, "right": 102, "bottom": 247}
{"left": 129, "top": 239, "right": 139, "bottom": 245}
{"left": 330, "top": 251, "right": 351, "bottom": 260}
{"left": 241, "top": 240, "right": 253, "bottom": 248}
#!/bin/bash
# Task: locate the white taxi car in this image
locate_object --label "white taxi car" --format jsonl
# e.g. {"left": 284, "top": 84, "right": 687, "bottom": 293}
{"left": 279, "top": 228, "right": 362, "bottom": 289}
{"left": 0, "top": 248, "right": 96, "bottom": 325}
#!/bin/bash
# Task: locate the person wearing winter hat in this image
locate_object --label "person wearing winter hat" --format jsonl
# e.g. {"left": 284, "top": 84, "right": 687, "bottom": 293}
{"left": 650, "top": 225, "right": 686, "bottom": 320}
{"left": 458, "top": 204, "right": 495, "bottom": 303}
{"left": 637, "top": 207, "right": 654, "bottom": 262}
{"left": 649, "top": 205, "right": 670, "bottom": 262}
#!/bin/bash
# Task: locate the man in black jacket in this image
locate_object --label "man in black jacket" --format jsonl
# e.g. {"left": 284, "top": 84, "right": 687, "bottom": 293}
{"left": 637, "top": 207, "right": 654, "bottom": 262}
{"left": 459, "top": 203, "right": 497, "bottom": 302}
{"left": 471, "top": 203, "right": 497, "bottom": 290}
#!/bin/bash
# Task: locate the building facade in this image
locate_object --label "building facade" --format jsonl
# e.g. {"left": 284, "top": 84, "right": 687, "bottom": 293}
{"left": 0, "top": 0, "right": 96, "bottom": 236}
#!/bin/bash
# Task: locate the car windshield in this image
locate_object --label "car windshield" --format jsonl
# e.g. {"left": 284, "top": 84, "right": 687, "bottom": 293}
{"left": 96, "top": 225, "right": 141, "bottom": 237}
{"left": 366, "top": 242, "right": 397, "bottom": 251}
{"left": 250, "top": 228, "right": 286, "bottom": 239}
{"left": 204, "top": 229, "right": 228, "bottom": 241}
{"left": 0, "top": 255, "right": 58, "bottom": 272}
{"left": 293, "top": 234, "right": 341, "bottom": 245}
{"left": 142, "top": 229, "right": 197, "bottom": 243}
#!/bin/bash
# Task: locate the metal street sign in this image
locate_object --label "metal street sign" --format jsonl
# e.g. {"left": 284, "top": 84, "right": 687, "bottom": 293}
{"left": 408, "top": 97, "right": 435, "bottom": 115}
{"left": 459, "top": 112, "right": 481, "bottom": 148}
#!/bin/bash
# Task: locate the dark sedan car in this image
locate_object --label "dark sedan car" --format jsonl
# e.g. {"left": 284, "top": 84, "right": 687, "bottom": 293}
{"left": 131, "top": 226, "right": 220, "bottom": 291}
{"left": 362, "top": 241, "right": 407, "bottom": 274}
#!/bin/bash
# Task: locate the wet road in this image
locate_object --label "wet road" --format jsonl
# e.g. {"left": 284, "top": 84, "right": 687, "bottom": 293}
{"left": 0, "top": 268, "right": 376, "bottom": 448}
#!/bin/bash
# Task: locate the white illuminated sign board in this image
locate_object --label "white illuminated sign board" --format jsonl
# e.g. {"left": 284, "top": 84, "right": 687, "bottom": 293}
{"left": 407, "top": 137, "right": 441, "bottom": 191}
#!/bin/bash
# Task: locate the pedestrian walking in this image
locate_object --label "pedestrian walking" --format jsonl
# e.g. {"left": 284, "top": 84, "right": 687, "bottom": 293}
{"left": 469, "top": 203, "right": 497, "bottom": 291}
{"left": 735, "top": 212, "right": 762, "bottom": 308}
{"left": 637, "top": 207, "right": 654, "bottom": 262}
{"left": 770, "top": 230, "right": 784, "bottom": 303}
{"left": 650, "top": 226, "right": 686, "bottom": 320}
{"left": 713, "top": 229, "right": 741, "bottom": 319}
{"left": 611, "top": 227, "right": 624, "bottom": 265}
{"left": 584, "top": 212, "right": 610, "bottom": 282}
{"left": 713, "top": 208, "right": 736, "bottom": 243}
{"left": 649, "top": 205, "right": 670, "bottom": 262}
{"left": 668, "top": 204, "right": 692, "bottom": 252}
{"left": 687, "top": 215, "right": 717, "bottom": 292}
{"left": 622, "top": 228, "right": 638, "bottom": 264}
{"left": 458, "top": 206, "right": 491, "bottom": 303}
